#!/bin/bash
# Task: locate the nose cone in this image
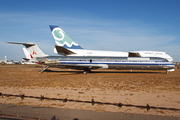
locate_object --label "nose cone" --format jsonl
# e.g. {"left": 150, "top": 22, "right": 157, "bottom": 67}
{"left": 171, "top": 64, "right": 175, "bottom": 69}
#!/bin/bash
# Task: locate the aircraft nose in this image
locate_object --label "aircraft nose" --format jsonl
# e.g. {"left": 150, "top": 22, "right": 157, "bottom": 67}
{"left": 166, "top": 54, "right": 173, "bottom": 62}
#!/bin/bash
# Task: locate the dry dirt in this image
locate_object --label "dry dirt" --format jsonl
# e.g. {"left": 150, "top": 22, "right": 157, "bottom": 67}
{"left": 0, "top": 64, "right": 180, "bottom": 117}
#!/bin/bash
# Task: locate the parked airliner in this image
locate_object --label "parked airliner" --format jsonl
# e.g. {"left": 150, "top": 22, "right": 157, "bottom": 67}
{"left": 50, "top": 25, "right": 173, "bottom": 62}
{"left": 7, "top": 42, "right": 174, "bottom": 74}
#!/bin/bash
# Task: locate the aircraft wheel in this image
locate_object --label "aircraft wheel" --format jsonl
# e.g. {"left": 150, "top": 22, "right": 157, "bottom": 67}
{"left": 83, "top": 69, "right": 91, "bottom": 74}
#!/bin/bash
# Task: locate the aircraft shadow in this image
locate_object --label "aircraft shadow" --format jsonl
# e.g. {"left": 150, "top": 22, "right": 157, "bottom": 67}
{"left": 44, "top": 69, "right": 165, "bottom": 74}
{"left": 43, "top": 69, "right": 82, "bottom": 75}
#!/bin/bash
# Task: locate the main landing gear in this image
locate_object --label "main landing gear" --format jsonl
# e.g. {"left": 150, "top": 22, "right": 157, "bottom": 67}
{"left": 83, "top": 69, "right": 91, "bottom": 74}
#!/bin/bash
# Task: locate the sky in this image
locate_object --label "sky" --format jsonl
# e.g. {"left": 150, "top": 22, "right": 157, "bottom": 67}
{"left": 0, "top": 0, "right": 180, "bottom": 61}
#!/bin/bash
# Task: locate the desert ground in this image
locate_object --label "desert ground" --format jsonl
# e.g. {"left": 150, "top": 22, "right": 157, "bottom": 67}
{"left": 0, "top": 64, "right": 180, "bottom": 117}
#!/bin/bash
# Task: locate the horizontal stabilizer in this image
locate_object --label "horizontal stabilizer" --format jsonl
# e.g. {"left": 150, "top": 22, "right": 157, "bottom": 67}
{"left": 7, "top": 42, "right": 36, "bottom": 48}
{"left": 22, "top": 58, "right": 30, "bottom": 61}
{"left": 55, "top": 45, "right": 76, "bottom": 56}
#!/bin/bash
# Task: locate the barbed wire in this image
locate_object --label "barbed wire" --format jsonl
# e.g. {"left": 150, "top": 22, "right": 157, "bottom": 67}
{"left": 0, "top": 92, "right": 180, "bottom": 112}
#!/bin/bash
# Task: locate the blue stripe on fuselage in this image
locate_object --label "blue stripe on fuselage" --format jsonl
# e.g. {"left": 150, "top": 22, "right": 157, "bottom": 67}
{"left": 60, "top": 61, "right": 174, "bottom": 66}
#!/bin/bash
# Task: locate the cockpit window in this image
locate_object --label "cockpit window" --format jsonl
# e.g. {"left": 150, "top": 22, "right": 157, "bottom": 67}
{"left": 164, "top": 59, "right": 169, "bottom": 62}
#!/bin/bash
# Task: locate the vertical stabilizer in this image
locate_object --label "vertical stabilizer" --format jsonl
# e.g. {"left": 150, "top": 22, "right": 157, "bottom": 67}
{"left": 49, "top": 25, "right": 83, "bottom": 49}
{"left": 7, "top": 42, "right": 48, "bottom": 58}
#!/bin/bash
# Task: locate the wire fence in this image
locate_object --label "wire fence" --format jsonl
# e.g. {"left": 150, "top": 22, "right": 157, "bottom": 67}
{"left": 0, "top": 92, "right": 180, "bottom": 112}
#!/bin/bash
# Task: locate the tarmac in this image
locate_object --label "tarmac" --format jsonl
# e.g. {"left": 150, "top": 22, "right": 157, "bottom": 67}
{"left": 0, "top": 104, "right": 180, "bottom": 120}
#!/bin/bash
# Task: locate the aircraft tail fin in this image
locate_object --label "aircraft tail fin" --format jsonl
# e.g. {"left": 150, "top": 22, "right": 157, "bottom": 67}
{"left": 49, "top": 25, "right": 83, "bottom": 49}
{"left": 22, "top": 48, "right": 31, "bottom": 61}
{"left": 7, "top": 42, "right": 48, "bottom": 58}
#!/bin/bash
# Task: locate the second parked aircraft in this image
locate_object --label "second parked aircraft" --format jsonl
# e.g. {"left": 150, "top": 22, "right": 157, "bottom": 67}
{"left": 49, "top": 25, "right": 173, "bottom": 62}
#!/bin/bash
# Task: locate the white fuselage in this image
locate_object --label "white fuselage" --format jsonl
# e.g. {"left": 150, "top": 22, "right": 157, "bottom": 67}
{"left": 67, "top": 49, "right": 129, "bottom": 57}
{"left": 54, "top": 48, "right": 173, "bottom": 62}
{"left": 37, "top": 56, "right": 175, "bottom": 72}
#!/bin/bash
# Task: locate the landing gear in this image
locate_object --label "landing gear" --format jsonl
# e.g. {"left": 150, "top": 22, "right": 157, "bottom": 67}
{"left": 83, "top": 69, "right": 91, "bottom": 74}
{"left": 39, "top": 66, "right": 49, "bottom": 73}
